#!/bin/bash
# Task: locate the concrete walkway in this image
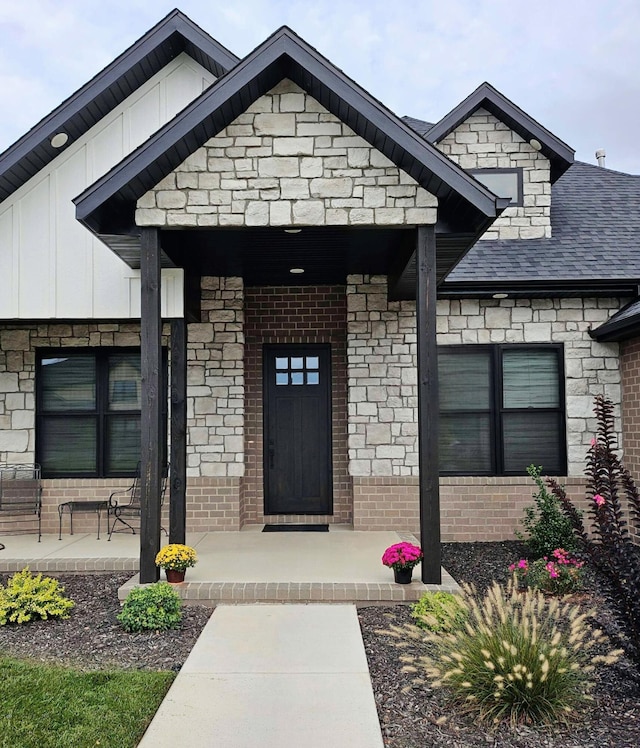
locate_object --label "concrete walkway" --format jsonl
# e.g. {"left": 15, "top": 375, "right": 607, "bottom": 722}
{"left": 138, "top": 604, "right": 384, "bottom": 748}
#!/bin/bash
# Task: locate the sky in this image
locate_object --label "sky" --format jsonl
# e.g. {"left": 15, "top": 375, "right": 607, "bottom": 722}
{"left": 1, "top": 0, "right": 640, "bottom": 174}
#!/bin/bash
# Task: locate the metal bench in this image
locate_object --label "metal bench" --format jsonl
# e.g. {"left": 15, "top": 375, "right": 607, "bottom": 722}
{"left": 0, "top": 463, "right": 42, "bottom": 541}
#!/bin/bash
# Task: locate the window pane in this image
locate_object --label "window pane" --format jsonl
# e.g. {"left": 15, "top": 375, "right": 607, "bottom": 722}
{"left": 307, "top": 372, "right": 319, "bottom": 385}
{"left": 439, "top": 351, "right": 491, "bottom": 410}
{"left": 275, "top": 358, "right": 288, "bottom": 369}
{"left": 40, "top": 417, "right": 97, "bottom": 474}
{"left": 291, "top": 372, "right": 304, "bottom": 385}
{"left": 108, "top": 353, "right": 141, "bottom": 411}
{"left": 107, "top": 416, "right": 140, "bottom": 473}
{"left": 503, "top": 350, "right": 559, "bottom": 408}
{"left": 306, "top": 357, "right": 319, "bottom": 369}
{"left": 472, "top": 171, "right": 519, "bottom": 203}
{"left": 503, "top": 412, "right": 562, "bottom": 473}
{"left": 440, "top": 413, "right": 492, "bottom": 473}
{"left": 40, "top": 356, "right": 96, "bottom": 411}
{"left": 276, "top": 373, "right": 289, "bottom": 386}
{"left": 290, "top": 357, "right": 304, "bottom": 370}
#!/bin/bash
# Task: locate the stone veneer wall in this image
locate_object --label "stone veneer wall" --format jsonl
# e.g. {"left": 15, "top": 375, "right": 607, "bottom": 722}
{"left": 242, "top": 286, "right": 350, "bottom": 526}
{"left": 135, "top": 79, "right": 437, "bottom": 229}
{"left": 435, "top": 108, "right": 551, "bottom": 240}
{"left": 187, "top": 277, "right": 244, "bottom": 479}
{"left": 348, "top": 278, "right": 624, "bottom": 538}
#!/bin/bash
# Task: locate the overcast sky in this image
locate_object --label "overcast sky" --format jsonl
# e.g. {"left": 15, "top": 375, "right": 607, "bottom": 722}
{"left": 1, "top": 0, "right": 639, "bottom": 174}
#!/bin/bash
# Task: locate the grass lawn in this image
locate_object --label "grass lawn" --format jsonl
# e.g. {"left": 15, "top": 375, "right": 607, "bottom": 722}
{"left": 0, "top": 657, "right": 174, "bottom": 748}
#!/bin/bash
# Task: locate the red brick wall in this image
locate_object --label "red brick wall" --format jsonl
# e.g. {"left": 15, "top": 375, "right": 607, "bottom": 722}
{"left": 242, "top": 286, "right": 351, "bottom": 525}
{"left": 621, "top": 337, "right": 640, "bottom": 542}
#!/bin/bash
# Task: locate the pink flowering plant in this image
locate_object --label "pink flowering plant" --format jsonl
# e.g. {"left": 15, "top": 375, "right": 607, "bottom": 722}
{"left": 509, "top": 548, "right": 584, "bottom": 596}
{"left": 382, "top": 542, "right": 423, "bottom": 571}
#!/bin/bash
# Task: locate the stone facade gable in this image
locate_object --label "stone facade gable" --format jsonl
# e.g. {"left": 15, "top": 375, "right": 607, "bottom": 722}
{"left": 135, "top": 80, "right": 437, "bottom": 229}
{"left": 435, "top": 108, "right": 551, "bottom": 240}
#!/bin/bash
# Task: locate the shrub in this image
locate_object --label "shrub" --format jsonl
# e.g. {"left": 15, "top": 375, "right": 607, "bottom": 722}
{"left": 118, "top": 582, "right": 182, "bottom": 633}
{"left": 0, "top": 567, "right": 74, "bottom": 625}
{"left": 549, "top": 394, "right": 640, "bottom": 666}
{"left": 390, "top": 581, "right": 621, "bottom": 726}
{"left": 410, "top": 592, "right": 467, "bottom": 633}
{"left": 509, "top": 549, "right": 584, "bottom": 596}
{"left": 517, "top": 464, "right": 577, "bottom": 558}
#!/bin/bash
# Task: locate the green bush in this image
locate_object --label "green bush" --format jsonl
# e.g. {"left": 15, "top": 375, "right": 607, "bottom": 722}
{"left": 118, "top": 582, "right": 182, "bottom": 632}
{"left": 0, "top": 567, "right": 74, "bottom": 625}
{"left": 389, "top": 581, "right": 621, "bottom": 726}
{"left": 517, "top": 464, "right": 577, "bottom": 558}
{"left": 410, "top": 592, "right": 467, "bottom": 633}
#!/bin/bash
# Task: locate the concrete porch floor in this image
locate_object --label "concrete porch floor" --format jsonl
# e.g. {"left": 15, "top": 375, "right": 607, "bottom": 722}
{"left": 0, "top": 527, "right": 459, "bottom": 604}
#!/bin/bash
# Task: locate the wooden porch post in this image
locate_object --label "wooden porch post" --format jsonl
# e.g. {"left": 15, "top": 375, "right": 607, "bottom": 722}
{"left": 140, "top": 227, "right": 163, "bottom": 583}
{"left": 170, "top": 318, "right": 187, "bottom": 544}
{"left": 416, "top": 225, "right": 441, "bottom": 583}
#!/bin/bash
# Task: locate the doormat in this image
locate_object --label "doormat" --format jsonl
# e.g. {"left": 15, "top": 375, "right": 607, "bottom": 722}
{"left": 262, "top": 524, "right": 329, "bottom": 532}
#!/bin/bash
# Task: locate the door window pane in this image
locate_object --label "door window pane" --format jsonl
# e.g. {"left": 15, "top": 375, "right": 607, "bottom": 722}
{"left": 290, "top": 357, "right": 304, "bottom": 370}
{"left": 41, "top": 356, "right": 96, "bottom": 411}
{"left": 276, "top": 373, "right": 289, "bottom": 386}
{"left": 275, "top": 358, "right": 288, "bottom": 369}
{"left": 306, "top": 357, "right": 319, "bottom": 369}
{"left": 307, "top": 372, "right": 319, "bottom": 385}
{"left": 291, "top": 372, "right": 304, "bottom": 385}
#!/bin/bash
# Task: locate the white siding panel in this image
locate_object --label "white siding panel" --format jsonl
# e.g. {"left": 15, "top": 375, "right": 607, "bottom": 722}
{"left": 18, "top": 179, "right": 52, "bottom": 316}
{"left": 55, "top": 151, "right": 92, "bottom": 316}
{"left": 0, "top": 54, "right": 215, "bottom": 320}
{"left": 129, "top": 83, "right": 161, "bottom": 150}
{"left": 0, "top": 206, "right": 15, "bottom": 317}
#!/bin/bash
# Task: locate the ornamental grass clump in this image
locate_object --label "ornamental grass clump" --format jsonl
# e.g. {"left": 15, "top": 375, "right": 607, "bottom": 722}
{"left": 154, "top": 544, "right": 197, "bottom": 572}
{"left": 410, "top": 591, "right": 468, "bottom": 633}
{"left": 387, "top": 581, "right": 621, "bottom": 726}
{"left": 0, "top": 567, "right": 74, "bottom": 625}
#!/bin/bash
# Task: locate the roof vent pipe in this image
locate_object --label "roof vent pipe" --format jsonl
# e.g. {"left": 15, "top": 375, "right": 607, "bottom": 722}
{"left": 596, "top": 149, "right": 606, "bottom": 167}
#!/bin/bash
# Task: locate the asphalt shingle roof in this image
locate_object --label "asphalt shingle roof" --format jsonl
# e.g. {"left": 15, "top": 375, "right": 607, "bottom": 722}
{"left": 401, "top": 115, "right": 434, "bottom": 136}
{"left": 445, "top": 161, "right": 640, "bottom": 284}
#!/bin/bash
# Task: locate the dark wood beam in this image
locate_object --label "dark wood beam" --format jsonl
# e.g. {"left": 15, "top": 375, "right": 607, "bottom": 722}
{"left": 416, "top": 225, "right": 442, "bottom": 583}
{"left": 169, "top": 317, "right": 187, "bottom": 544}
{"left": 140, "top": 227, "right": 163, "bottom": 583}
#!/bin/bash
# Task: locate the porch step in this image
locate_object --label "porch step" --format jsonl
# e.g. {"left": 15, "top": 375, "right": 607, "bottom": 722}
{"left": 117, "top": 572, "right": 459, "bottom": 605}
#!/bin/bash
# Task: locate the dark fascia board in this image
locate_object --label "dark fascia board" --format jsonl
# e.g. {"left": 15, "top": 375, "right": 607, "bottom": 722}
{"left": 75, "top": 26, "right": 506, "bottom": 238}
{"left": 590, "top": 298, "right": 640, "bottom": 342}
{"left": 439, "top": 278, "right": 640, "bottom": 299}
{"left": 0, "top": 9, "right": 239, "bottom": 203}
{"left": 426, "top": 82, "right": 575, "bottom": 182}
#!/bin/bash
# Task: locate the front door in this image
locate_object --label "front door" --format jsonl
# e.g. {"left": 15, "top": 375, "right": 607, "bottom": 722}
{"left": 263, "top": 345, "right": 332, "bottom": 515}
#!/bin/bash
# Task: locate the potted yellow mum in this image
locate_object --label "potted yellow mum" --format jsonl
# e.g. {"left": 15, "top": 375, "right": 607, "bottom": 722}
{"left": 155, "top": 544, "right": 197, "bottom": 583}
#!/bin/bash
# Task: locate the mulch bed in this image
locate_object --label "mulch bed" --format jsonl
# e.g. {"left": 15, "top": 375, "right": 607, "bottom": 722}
{"left": 0, "top": 542, "right": 639, "bottom": 747}
{"left": 358, "top": 541, "right": 640, "bottom": 747}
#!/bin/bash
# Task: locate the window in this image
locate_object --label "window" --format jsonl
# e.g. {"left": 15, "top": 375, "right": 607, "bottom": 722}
{"left": 439, "top": 345, "right": 565, "bottom": 475}
{"left": 468, "top": 168, "right": 523, "bottom": 206}
{"left": 36, "top": 349, "right": 166, "bottom": 478}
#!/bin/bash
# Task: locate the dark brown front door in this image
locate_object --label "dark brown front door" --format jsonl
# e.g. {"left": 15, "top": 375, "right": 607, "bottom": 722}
{"left": 263, "top": 345, "right": 332, "bottom": 515}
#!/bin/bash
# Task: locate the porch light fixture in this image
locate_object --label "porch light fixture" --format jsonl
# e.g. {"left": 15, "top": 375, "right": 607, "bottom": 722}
{"left": 289, "top": 268, "right": 305, "bottom": 274}
{"left": 284, "top": 229, "right": 302, "bottom": 234}
{"left": 50, "top": 132, "right": 69, "bottom": 148}
{"left": 492, "top": 293, "right": 509, "bottom": 299}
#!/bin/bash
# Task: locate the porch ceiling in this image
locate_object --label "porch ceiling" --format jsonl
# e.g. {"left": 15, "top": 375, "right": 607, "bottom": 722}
{"left": 154, "top": 225, "right": 462, "bottom": 298}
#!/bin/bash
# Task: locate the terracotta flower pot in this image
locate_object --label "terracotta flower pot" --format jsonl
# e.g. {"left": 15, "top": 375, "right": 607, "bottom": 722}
{"left": 393, "top": 567, "right": 413, "bottom": 585}
{"left": 165, "top": 569, "right": 186, "bottom": 584}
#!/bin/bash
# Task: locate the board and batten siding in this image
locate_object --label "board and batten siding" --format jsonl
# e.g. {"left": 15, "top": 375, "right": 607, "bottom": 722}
{"left": 0, "top": 53, "right": 216, "bottom": 320}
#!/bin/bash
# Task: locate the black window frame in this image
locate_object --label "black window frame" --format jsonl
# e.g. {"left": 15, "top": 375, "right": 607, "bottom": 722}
{"left": 36, "top": 347, "right": 167, "bottom": 479}
{"left": 468, "top": 167, "right": 524, "bottom": 207}
{"left": 438, "top": 343, "right": 566, "bottom": 477}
